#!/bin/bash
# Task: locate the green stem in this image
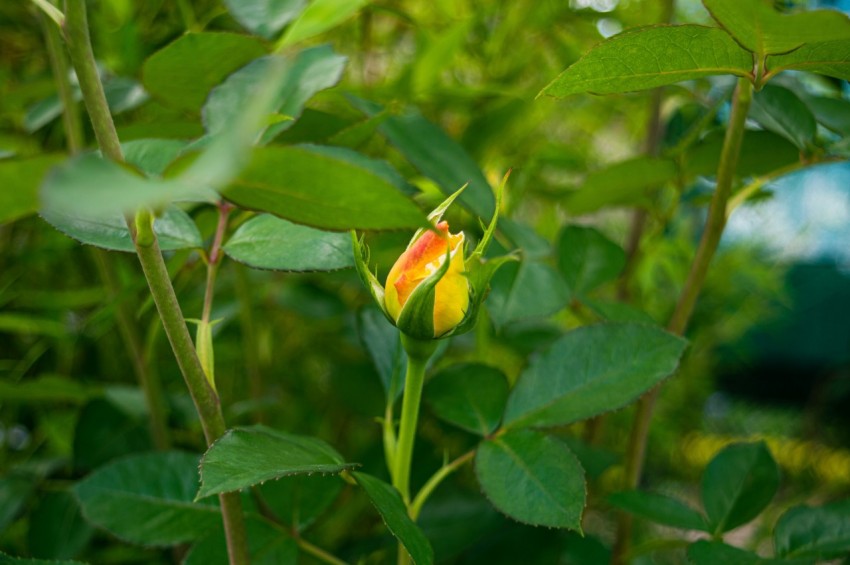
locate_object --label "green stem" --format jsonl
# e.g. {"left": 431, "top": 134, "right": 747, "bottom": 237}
{"left": 62, "top": 2, "right": 248, "bottom": 563}
{"left": 31, "top": 0, "right": 65, "bottom": 27}
{"left": 611, "top": 78, "right": 753, "bottom": 565}
{"left": 409, "top": 450, "right": 474, "bottom": 521}
{"left": 42, "top": 11, "right": 83, "bottom": 153}
{"left": 296, "top": 537, "right": 350, "bottom": 565}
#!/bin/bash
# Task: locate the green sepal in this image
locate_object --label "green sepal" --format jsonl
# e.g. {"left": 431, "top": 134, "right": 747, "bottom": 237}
{"left": 195, "top": 320, "right": 216, "bottom": 393}
{"left": 466, "top": 170, "right": 508, "bottom": 269}
{"left": 406, "top": 184, "right": 468, "bottom": 250}
{"left": 351, "top": 231, "right": 392, "bottom": 321}
{"left": 445, "top": 253, "right": 518, "bottom": 337}
{"left": 396, "top": 247, "right": 453, "bottom": 339}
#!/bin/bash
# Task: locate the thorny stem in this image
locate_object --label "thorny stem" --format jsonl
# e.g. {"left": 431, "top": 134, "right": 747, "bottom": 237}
{"left": 611, "top": 78, "right": 753, "bottom": 565}
{"left": 62, "top": 1, "right": 248, "bottom": 563}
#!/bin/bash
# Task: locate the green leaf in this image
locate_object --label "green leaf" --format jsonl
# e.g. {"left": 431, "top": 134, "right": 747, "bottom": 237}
{"left": 350, "top": 97, "right": 496, "bottom": 219}
{"left": 702, "top": 441, "right": 779, "bottom": 534}
{"left": 487, "top": 260, "right": 571, "bottom": 328}
{"left": 766, "top": 39, "right": 850, "bottom": 82}
{"left": 223, "top": 214, "right": 353, "bottom": 271}
{"left": 203, "top": 46, "right": 347, "bottom": 140}
{"left": 27, "top": 491, "right": 93, "bottom": 560}
{"left": 424, "top": 363, "right": 509, "bottom": 436}
{"left": 142, "top": 32, "right": 267, "bottom": 111}
{"left": 225, "top": 0, "right": 306, "bottom": 39}
{"left": 775, "top": 500, "right": 850, "bottom": 560}
{"left": 687, "top": 540, "right": 771, "bottom": 565}
{"left": 540, "top": 25, "right": 753, "bottom": 98}
{"left": 184, "top": 516, "right": 298, "bottom": 565}
{"left": 0, "top": 155, "right": 64, "bottom": 225}
{"left": 41, "top": 205, "right": 202, "bottom": 253}
{"left": 258, "top": 474, "right": 342, "bottom": 531}
{"left": 608, "top": 490, "right": 709, "bottom": 531}
{"left": 224, "top": 145, "right": 427, "bottom": 230}
{"left": 684, "top": 130, "right": 799, "bottom": 179}
{"left": 122, "top": 139, "right": 188, "bottom": 176}
{"left": 557, "top": 226, "right": 625, "bottom": 296}
{"left": 703, "top": 0, "right": 850, "bottom": 57}
{"left": 197, "top": 425, "right": 355, "bottom": 499}
{"left": 0, "top": 476, "right": 34, "bottom": 533}
{"left": 503, "top": 323, "right": 687, "bottom": 429}
{"left": 356, "top": 307, "right": 406, "bottom": 400}
{"left": 564, "top": 157, "right": 677, "bottom": 215}
{"left": 749, "top": 85, "right": 815, "bottom": 150}
{"left": 278, "top": 0, "right": 370, "bottom": 48}
{"left": 583, "top": 299, "right": 657, "bottom": 324}
{"left": 0, "top": 552, "right": 86, "bottom": 565}
{"left": 475, "top": 429, "right": 585, "bottom": 529}
{"left": 73, "top": 399, "right": 151, "bottom": 472}
{"left": 353, "top": 472, "right": 434, "bottom": 565}
{"left": 804, "top": 96, "right": 850, "bottom": 136}
{"left": 73, "top": 451, "right": 220, "bottom": 546}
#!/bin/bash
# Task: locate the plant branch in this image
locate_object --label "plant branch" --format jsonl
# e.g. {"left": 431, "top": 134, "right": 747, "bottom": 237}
{"left": 296, "top": 537, "right": 350, "bottom": 565}
{"left": 42, "top": 11, "right": 83, "bottom": 153}
{"left": 31, "top": 0, "right": 64, "bottom": 27}
{"left": 409, "top": 450, "right": 474, "bottom": 521}
{"left": 611, "top": 78, "right": 753, "bottom": 565}
{"left": 62, "top": 1, "right": 248, "bottom": 563}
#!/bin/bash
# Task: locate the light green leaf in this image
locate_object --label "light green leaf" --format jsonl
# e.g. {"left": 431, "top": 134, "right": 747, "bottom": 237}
{"left": 424, "top": 363, "right": 509, "bottom": 436}
{"left": 475, "top": 429, "right": 585, "bottom": 529}
{"left": 73, "top": 451, "right": 220, "bottom": 546}
{"left": 225, "top": 0, "right": 306, "bottom": 39}
{"left": 557, "top": 226, "right": 625, "bottom": 296}
{"left": 224, "top": 145, "right": 427, "bottom": 230}
{"left": 197, "top": 425, "right": 355, "bottom": 499}
{"left": 0, "top": 155, "right": 64, "bottom": 225}
{"left": 703, "top": 0, "right": 850, "bottom": 57}
{"left": 775, "top": 500, "right": 850, "bottom": 560}
{"left": 749, "top": 85, "right": 816, "bottom": 150}
{"left": 41, "top": 206, "right": 202, "bottom": 253}
{"left": 702, "top": 441, "right": 779, "bottom": 534}
{"left": 142, "top": 32, "right": 266, "bottom": 111}
{"left": 564, "top": 157, "right": 677, "bottom": 214}
{"left": 766, "top": 39, "right": 850, "bottom": 83}
{"left": 608, "top": 490, "right": 709, "bottom": 531}
{"left": 277, "top": 0, "right": 370, "bottom": 48}
{"left": 223, "top": 214, "right": 353, "bottom": 271}
{"left": 122, "top": 139, "right": 188, "bottom": 176}
{"left": 503, "top": 323, "right": 687, "bottom": 429}
{"left": 353, "top": 472, "right": 434, "bottom": 565}
{"left": 540, "top": 25, "right": 753, "bottom": 98}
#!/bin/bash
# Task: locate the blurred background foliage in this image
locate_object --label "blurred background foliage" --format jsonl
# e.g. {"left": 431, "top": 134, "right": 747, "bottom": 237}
{"left": 1, "top": 0, "right": 849, "bottom": 563}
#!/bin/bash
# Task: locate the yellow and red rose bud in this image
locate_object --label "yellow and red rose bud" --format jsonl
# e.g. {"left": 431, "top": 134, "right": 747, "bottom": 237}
{"left": 384, "top": 221, "right": 469, "bottom": 338}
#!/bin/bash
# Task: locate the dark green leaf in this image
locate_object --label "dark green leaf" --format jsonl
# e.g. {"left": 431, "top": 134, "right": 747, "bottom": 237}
{"left": 356, "top": 307, "right": 407, "bottom": 400}
{"left": 775, "top": 500, "right": 850, "bottom": 560}
{"left": 0, "top": 476, "right": 34, "bottom": 533}
{"left": 0, "top": 155, "right": 64, "bottom": 225}
{"left": 608, "top": 490, "right": 709, "bottom": 531}
{"left": 72, "top": 398, "right": 151, "bottom": 472}
{"left": 749, "top": 85, "right": 815, "bottom": 150}
{"left": 583, "top": 299, "right": 657, "bottom": 324}
{"left": 703, "top": 0, "right": 850, "bottom": 56}
{"left": 0, "top": 552, "right": 86, "bottom": 565}
{"left": 702, "top": 441, "right": 779, "bottom": 534}
{"left": 142, "top": 32, "right": 266, "bottom": 111}
{"left": 684, "top": 130, "right": 799, "bottom": 179}
{"left": 557, "top": 226, "right": 625, "bottom": 296}
{"left": 687, "top": 540, "right": 770, "bottom": 565}
{"left": 203, "top": 46, "right": 346, "bottom": 140}
{"left": 425, "top": 363, "right": 508, "bottom": 436}
{"left": 503, "top": 323, "right": 687, "bottom": 429}
{"left": 540, "top": 25, "right": 753, "bottom": 98}
{"left": 225, "top": 0, "right": 305, "bottom": 39}
{"left": 122, "top": 139, "right": 188, "bottom": 176}
{"left": 197, "top": 425, "right": 355, "bottom": 499}
{"left": 350, "top": 97, "right": 495, "bottom": 219}
{"left": 766, "top": 39, "right": 850, "bottom": 82}
{"left": 487, "top": 260, "right": 571, "bottom": 328}
{"left": 224, "top": 145, "right": 427, "bottom": 230}
{"left": 475, "top": 429, "right": 585, "bottom": 529}
{"left": 41, "top": 206, "right": 202, "bottom": 253}
{"left": 258, "top": 474, "right": 342, "bottom": 531}
{"left": 278, "top": 0, "right": 370, "bottom": 48}
{"left": 564, "top": 157, "right": 677, "bottom": 215}
{"left": 298, "top": 144, "right": 416, "bottom": 196}
{"left": 27, "top": 491, "right": 93, "bottom": 560}
{"left": 184, "top": 516, "right": 298, "bottom": 565}
{"left": 73, "top": 451, "right": 220, "bottom": 546}
{"left": 559, "top": 437, "right": 619, "bottom": 480}
{"left": 353, "top": 472, "right": 434, "bottom": 565}
{"left": 805, "top": 96, "right": 850, "bottom": 136}
{"left": 223, "top": 214, "right": 353, "bottom": 271}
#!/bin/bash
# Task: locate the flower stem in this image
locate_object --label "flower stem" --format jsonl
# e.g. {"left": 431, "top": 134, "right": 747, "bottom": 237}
{"left": 611, "top": 77, "right": 753, "bottom": 565}
{"left": 62, "top": 1, "right": 248, "bottom": 563}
